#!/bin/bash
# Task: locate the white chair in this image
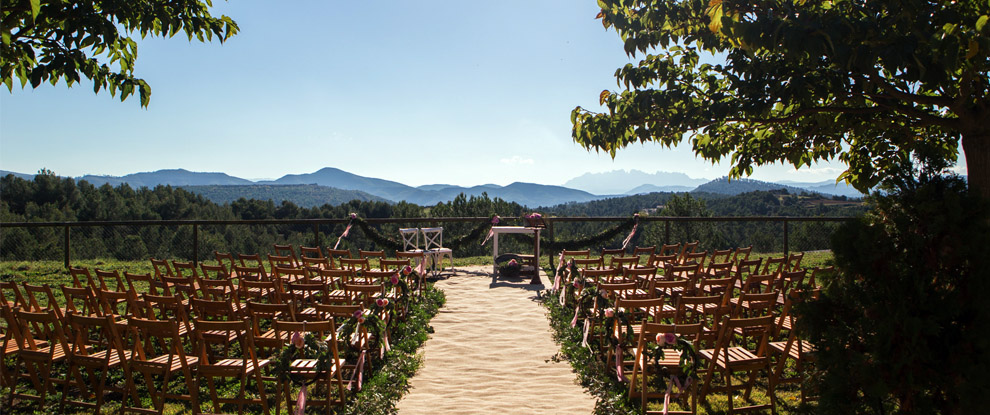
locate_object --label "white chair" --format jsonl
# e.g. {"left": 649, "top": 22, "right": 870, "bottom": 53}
{"left": 421, "top": 227, "right": 453, "bottom": 274}
{"left": 399, "top": 228, "right": 423, "bottom": 253}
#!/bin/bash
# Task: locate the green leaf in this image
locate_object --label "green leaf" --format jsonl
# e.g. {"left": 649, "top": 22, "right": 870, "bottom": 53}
{"left": 29, "top": 0, "right": 40, "bottom": 20}
{"left": 977, "top": 15, "right": 989, "bottom": 32}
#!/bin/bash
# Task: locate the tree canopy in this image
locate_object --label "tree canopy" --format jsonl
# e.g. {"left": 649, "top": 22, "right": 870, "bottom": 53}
{"left": 1, "top": 0, "right": 238, "bottom": 106}
{"left": 572, "top": 0, "right": 990, "bottom": 198}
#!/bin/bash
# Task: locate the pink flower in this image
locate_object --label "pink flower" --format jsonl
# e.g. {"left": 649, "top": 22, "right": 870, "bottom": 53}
{"left": 402, "top": 266, "right": 412, "bottom": 276}
{"left": 357, "top": 315, "right": 366, "bottom": 324}
{"left": 573, "top": 280, "right": 583, "bottom": 289}
{"left": 491, "top": 215, "right": 500, "bottom": 225}
{"left": 391, "top": 274, "right": 401, "bottom": 285}
{"left": 349, "top": 213, "right": 357, "bottom": 219}
{"left": 527, "top": 212, "right": 542, "bottom": 219}
{"left": 508, "top": 259, "right": 518, "bottom": 266}
{"left": 353, "top": 309, "right": 363, "bottom": 319}
{"left": 604, "top": 308, "right": 615, "bottom": 318}
{"left": 376, "top": 298, "right": 389, "bottom": 308}
{"left": 291, "top": 332, "right": 304, "bottom": 349}
{"left": 664, "top": 333, "right": 677, "bottom": 344}
{"left": 656, "top": 333, "right": 667, "bottom": 346}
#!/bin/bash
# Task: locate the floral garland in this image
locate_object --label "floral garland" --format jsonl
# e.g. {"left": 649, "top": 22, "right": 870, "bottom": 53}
{"left": 343, "top": 214, "right": 493, "bottom": 252}
{"left": 507, "top": 215, "right": 640, "bottom": 251}
{"left": 272, "top": 332, "right": 339, "bottom": 386}
{"left": 642, "top": 332, "right": 700, "bottom": 406}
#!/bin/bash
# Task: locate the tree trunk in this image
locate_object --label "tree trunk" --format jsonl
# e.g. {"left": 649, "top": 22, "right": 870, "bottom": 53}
{"left": 962, "top": 132, "right": 990, "bottom": 201}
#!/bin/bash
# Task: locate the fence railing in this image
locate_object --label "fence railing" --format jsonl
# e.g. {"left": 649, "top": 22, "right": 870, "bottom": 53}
{"left": 0, "top": 216, "right": 854, "bottom": 268}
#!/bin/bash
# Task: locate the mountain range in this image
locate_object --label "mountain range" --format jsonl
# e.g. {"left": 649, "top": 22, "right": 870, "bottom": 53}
{"left": 1, "top": 167, "right": 865, "bottom": 207}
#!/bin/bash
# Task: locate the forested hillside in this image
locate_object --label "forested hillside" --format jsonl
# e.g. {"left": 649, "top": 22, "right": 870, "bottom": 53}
{"left": 182, "top": 184, "right": 385, "bottom": 207}
{"left": 2, "top": 172, "right": 865, "bottom": 262}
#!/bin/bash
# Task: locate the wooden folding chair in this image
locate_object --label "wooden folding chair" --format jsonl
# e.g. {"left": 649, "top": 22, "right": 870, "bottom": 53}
{"left": 358, "top": 250, "right": 386, "bottom": 270}
{"left": 5, "top": 308, "right": 73, "bottom": 410}
{"left": 273, "top": 320, "right": 348, "bottom": 413}
{"left": 150, "top": 258, "right": 175, "bottom": 280}
{"left": 61, "top": 312, "right": 133, "bottom": 414}
{"left": 768, "top": 289, "right": 819, "bottom": 403}
{"left": 122, "top": 317, "right": 199, "bottom": 415}
{"left": 141, "top": 293, "right": 195, "bottom": 338}
{"left": 610, "top": 255, "right": 640, "bottom": 271}
{"left": 678, "top": 241, "right": 699, "bottom": 264}
{"left": 245, "top": 301, "right": 296, "bottom": 356}
{"left": 628, "top": 321, "right": 703, "bottom": 414}
{"left": 238, "top": 253, "right": 267, "bottom": 270}
{"left": 69, "top": 267, "right": 93, "bottom": 289}
{"left": 632, "top": 246, "right": 656, "bottom": 260}
{"left": 732, "top": 246, "right": 753, "bottom": 264}
{"left": 192, "top": 319, "right": 270, "bottom": 415}
{"left": 658, "top": 243, "right": 681, "bottom": 257}
{"left": 698, "top": 315, "right": 777, "bottom": 413}
{"left": 326, "top": 249, "right": 352, "bottom": 268}
{"left": 61, "top": 285, "right": 102, "bottom": 318}
{"left": 124, "top": 271, "right": 163, "bottom": 296}
{"left": 647, "top": 253, "right": 678, "bottom": 269}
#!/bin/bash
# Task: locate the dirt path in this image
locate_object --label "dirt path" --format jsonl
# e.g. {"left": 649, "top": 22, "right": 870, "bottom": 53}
{"left": 396, "top": 266, "right": 595, "bottom": 414}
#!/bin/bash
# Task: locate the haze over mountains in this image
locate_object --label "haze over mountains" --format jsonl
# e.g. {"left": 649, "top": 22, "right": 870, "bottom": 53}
{"left": 1, "top": 167, "right": 865, "bottom": 208}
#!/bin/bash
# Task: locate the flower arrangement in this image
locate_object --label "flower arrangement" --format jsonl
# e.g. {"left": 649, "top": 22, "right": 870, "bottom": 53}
{"left": 524, "top": 212, "right": 546, "bottom": 228}
{"left": 497, "top": 258, "right": 522, "bottom": 279}
{"left": 643, "top": 331, "right": 700, "bottom": 394}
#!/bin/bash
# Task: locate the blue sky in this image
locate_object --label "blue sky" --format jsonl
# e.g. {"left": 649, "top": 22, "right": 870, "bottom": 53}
{"left": 1, "top": 1, "right": 909, "bottom": 187}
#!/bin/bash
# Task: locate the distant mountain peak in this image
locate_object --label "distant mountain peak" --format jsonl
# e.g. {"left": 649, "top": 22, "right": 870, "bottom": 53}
{"left": 564, "top": 170, "right": 709, "bottom": 195}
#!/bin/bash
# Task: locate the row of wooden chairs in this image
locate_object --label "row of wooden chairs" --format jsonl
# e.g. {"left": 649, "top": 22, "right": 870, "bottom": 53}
{"left": 0, "top": 251, "right": 416, "bottom": 413}
{"left": 558, "top": 245, "right": 826, "bottom": 414}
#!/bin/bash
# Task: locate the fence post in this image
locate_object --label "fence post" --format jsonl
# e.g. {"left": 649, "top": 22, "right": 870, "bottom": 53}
{"left": 546, "top": 219, "right": 554, "bottom": 270}
{"left": 784, "top": 219, "right": 790, "bottom": 258}
{"left": 193, "top": 224, "right": 199, "bottom": 267}
{"left": 313, "top": 223, "right": 321, "bottom": 247}
{"left": 64, "top": 225, "right": 70, "bottom": 269}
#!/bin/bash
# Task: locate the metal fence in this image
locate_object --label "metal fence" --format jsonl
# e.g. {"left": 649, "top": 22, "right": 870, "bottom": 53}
{"left": 0, "top": 216, "right": 853, "bottom": 268}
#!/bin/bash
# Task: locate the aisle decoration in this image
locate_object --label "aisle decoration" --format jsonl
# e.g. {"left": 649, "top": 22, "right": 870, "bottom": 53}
{"left": 642, "top": 332, "right": 699, "bottom": 413}
{"left": 507, "top": 213, "right": 641, "bottom": 252}
{"left": 272, "top": 331, "right": 341, "bottom": 410}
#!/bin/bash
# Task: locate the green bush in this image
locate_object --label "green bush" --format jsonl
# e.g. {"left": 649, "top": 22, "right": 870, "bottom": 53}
{"left": 801, "top": 170, "right": 990, "bottom": 414}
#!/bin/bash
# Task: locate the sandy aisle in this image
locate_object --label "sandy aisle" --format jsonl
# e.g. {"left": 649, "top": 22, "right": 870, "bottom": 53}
{"left": 397, "top": 266, "right": 596, "bottom": 415}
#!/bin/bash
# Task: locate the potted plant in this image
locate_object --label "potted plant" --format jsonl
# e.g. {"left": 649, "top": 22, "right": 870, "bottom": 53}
{"left": 524, "top": 212, "right": 546, "bottom": 228}
{"left": 498, "top": 258, "right": 522, "bottom": 279}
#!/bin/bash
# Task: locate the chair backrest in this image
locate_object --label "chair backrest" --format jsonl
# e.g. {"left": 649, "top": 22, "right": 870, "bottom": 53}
{"left": 0, "top": 281, "right": 27, "bottom": 309}
{"left": 232, "top": 264, "right": 269, "bottom": 283}
{"left": 679, "top": 241, "right": 700, "bottom": 263}
{"left": 622, "top": 267, "right": 658, "bottom": 289}
{"left": 316, "top": 269, "right": 353, "bottom": 289}
{"left": 299, "top": 246, "right": 326, "bottom": 260}
{"left": 762, "top": 256, "right": 787, "bottom": 276}
{"left": 326, "top": 249, "right": 352, "bottom": 263}
{"left": 150, "top": 258, "right": 174, "bottom": 279}
{"left": 273, "top": 266, "right": 307, "bottom": 285}
{"left": 609, "top": 256, "right": 640, "bottom": 271}
{"left": 732, "top": 246, "right": 753, "bottom": 263}
{"left": 94, "top": 269, "right": 126, "bottom": 292}
{"left": 615, "top": 297, "right": 664, "bottom": 323}
{"left": 561, "top": 249, "right": 592, "bottom": 259}
{"left": 646, "top": 253, "right": 678, "bottom": 268}
{"left": 21, "top": 283, "right": 64, "bottom": 319}
{"left": 61, "top": 285, "right": 101, "bottom": 317}
{"left": 786, "top": 252, "right": 804, "bottom": 272}
{"left": 214, "top": 251, "right": 237, "bottom": 275}
{"left": 313, "top": 303, "right": 363, "bottom": 322}
{"left": 740, "top": 273, "right": 776, "bottom": 294}
{"left": 572, "top": 257, "right": 605, "bottom": 270}
{"left": 601, "top": 247, "right": 625, "bottom": 258}
{"left": 238, "top": 278, "right": 284, "bottom": 304}
{"left": 123, "top": 271, "right": 161, "bottom": 295}
{"left": 381, "top": 259, "right": 411, "bottom": 272}
{"left": 359, "top": 250, "right": 386, "bottom": 260}
{"left": 731, "top": 291, "right": 779, "bottom": 318}
{"left": 190, "top": 297, "right": 239, "bottom": 321}
{"left": 192, "top": 319, "right": 260, "bottom": 366}
{"left": 808, "top": 266, "right": 835, "bottom": 288}
{"left": 237, "top": 253, "right": 266, "bottom": 269}
{"left": 127, "top": 317, "right": 191, "bottom": 364}
{"left": 339, "top": 258, "right": 369, "bottom": 271}
{"left": 273, "top": 244, "right": 300, "bottom": 267}
{"left": 66, "top": 312, "right": 128, "bottom": 364}
{"left": 713, "top": 315, "right": 774, "bottom": 356}
{"left": 598, "top": 281, "right": 638, "bottom": 300}
{"left": 301, "top": 256, "right": 332, "bottom": 272}
{"left": 172, "top": 260, "right": 199, "bottom": 279}
{"left": 659, "top": 243, "right": 681, "bottom": 257}
{"left": 141, "top": 293, "right": 193, "bottom": 334}
{"left": 682, "top": 250, "right": 708, "bottom": 266}
{"left": 344, "top": 282, "right": 384, "bottom": 306}
{"left": 580, "top": 268, "right": 615, "bottom": 285}
{"left": 674, "top": 295, "right": 727, "bottom": 326}
{"left": 709, "top": 249, "right": 733, "bottom": 267}
{"left": 632, "top": 246, "right": 656, "bottom": 258}
{"left": 421, "top": 227, "right": 445, "bottom": 250}
{"left": 68, "top": 267, "right": 92, "bottom": 289}
{"left": 399, "top": 228, "right": 421, "bottom": 251}
{"left": 664, "top": 262, "right": 701, "bottom": 282}
{"left": 95, "top": 287, "right": 142, "bottom": 319}
{"left": 11, "top": 308, "right": 70, "bottom": 353}
{"left": 651, "top": 278, "right": 695, "bottom": 301}
{"left": 268, "top": 254, "right": 296, "bottom": 271}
